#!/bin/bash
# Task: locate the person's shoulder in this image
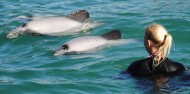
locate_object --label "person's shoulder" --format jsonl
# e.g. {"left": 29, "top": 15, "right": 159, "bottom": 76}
{"left": 127, "top": 58, "right": 151, "bottom": 76}
{"left": 166, "top": 58, "right": 187, "bottom": 71}
{"left": 128, "top": 58, "right": 147, "bottom": 69}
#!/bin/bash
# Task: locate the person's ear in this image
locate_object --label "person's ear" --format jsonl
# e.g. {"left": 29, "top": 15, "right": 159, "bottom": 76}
{"left": 148, "top": 39, "right": 153, "bottom": 47}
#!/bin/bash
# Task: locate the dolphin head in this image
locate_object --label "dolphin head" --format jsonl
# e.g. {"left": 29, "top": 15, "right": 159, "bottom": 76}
{"left": 67, "top": 10, "right": 89, "bottom": 23}
{"left": 53, "top": 44, "right": 69, "bottom": 56}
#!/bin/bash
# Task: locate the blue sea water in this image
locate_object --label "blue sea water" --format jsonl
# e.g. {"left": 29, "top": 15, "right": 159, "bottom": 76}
{"left": 0, "top": 0, "right": 190, "bottom": 94}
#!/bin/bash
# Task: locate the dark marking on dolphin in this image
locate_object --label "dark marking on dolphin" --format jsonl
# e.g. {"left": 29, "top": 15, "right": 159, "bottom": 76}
{"left": 102, "top": 30, "right": 121, "bottom": 40}
{"left": 67, "top": 10, "right": 89, "bottom": 23}
{"left": 22, "top": 23, "right": 27, "bottom": 27}
{"left": 61, "top": 44, "right": 69, "bottom": 50}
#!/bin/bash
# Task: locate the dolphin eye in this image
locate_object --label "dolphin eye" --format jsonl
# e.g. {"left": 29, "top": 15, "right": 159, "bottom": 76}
{"left": 61, "top": 45, "right": 69, "bottom": 50}
{"left": 62, "top": 47, "right": 67, "bottom": 50}
{"left": 22, "top": 23, "right": 27, "bottom": 27}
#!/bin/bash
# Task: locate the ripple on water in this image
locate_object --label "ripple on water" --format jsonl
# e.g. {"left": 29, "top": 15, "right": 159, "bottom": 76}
{"left": 0, "top": 0, "right": 190, "bottom": 94}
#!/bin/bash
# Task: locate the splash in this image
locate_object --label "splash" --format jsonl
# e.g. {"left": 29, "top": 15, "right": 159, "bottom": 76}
{"left": 6, "top": 26, "right": 26, "bottom": 39}
{"left": 106, "top": 39, "right": 138, "bottom": 46}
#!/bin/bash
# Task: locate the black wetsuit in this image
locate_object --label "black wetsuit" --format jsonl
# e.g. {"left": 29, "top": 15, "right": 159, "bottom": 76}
{"left": 127, "top": 57, "right": 186, "bottom": 76}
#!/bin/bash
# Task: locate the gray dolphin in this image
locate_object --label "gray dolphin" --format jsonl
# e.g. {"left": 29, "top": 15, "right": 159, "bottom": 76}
{"left": 53, "top": 30, "right": 121, "bottom": 56}
{"left": 7, "top": 10, "right": 89, "bottom": 38}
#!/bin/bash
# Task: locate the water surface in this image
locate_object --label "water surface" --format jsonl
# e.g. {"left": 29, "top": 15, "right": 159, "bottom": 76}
{"left": 0, "top": 0, "right": 190, "bottom": 94}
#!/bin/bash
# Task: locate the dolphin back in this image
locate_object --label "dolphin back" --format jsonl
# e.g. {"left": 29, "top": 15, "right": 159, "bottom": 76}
{"left": 101, "top": 30, "right": 121, "bottom": 40}
{"left": 67, "top": 10, "right": 89, "bottom": 23}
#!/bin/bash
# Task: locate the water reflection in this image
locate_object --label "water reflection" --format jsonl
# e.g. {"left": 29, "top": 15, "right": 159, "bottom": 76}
{"left": 118, "top": 71, "right": 190, "bottom": 94}
{"left": 151, "top": 74, "right": 170, "bottom": 90}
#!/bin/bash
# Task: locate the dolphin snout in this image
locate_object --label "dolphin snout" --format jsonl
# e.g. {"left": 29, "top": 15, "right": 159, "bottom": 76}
{"left": 53, "top": 52, "right": 58, "bottom": 56}
{"left": 53, "top": 48, "right": 65, "bottom": 56}
{"left": 53, "top": 51, "right": 60, "bottom": 56}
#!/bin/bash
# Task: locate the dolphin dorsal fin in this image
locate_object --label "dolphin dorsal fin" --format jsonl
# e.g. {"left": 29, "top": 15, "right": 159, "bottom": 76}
{"left": 67, "top": 10, "right": 89, "bottom": 23}
{"left": 102, "top": 30, "right": 121, "bottom": 40}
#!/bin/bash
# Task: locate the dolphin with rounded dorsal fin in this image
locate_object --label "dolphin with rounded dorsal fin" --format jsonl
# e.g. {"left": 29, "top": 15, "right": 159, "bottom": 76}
{"left": 6, "top": 10, "right": 90, "bottom": 38}
{"left": 53, "top": 30, "right": 121, "bottom": 56}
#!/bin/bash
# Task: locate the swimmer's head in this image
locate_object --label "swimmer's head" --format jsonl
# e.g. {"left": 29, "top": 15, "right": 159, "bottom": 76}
{"left": 144, "top": 23, "right": 172, "bottom": 61}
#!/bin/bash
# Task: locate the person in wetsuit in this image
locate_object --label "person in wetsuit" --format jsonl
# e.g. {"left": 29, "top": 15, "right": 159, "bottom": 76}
{"left": 127, "top": 23, "right": 187, "bottom": 76}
